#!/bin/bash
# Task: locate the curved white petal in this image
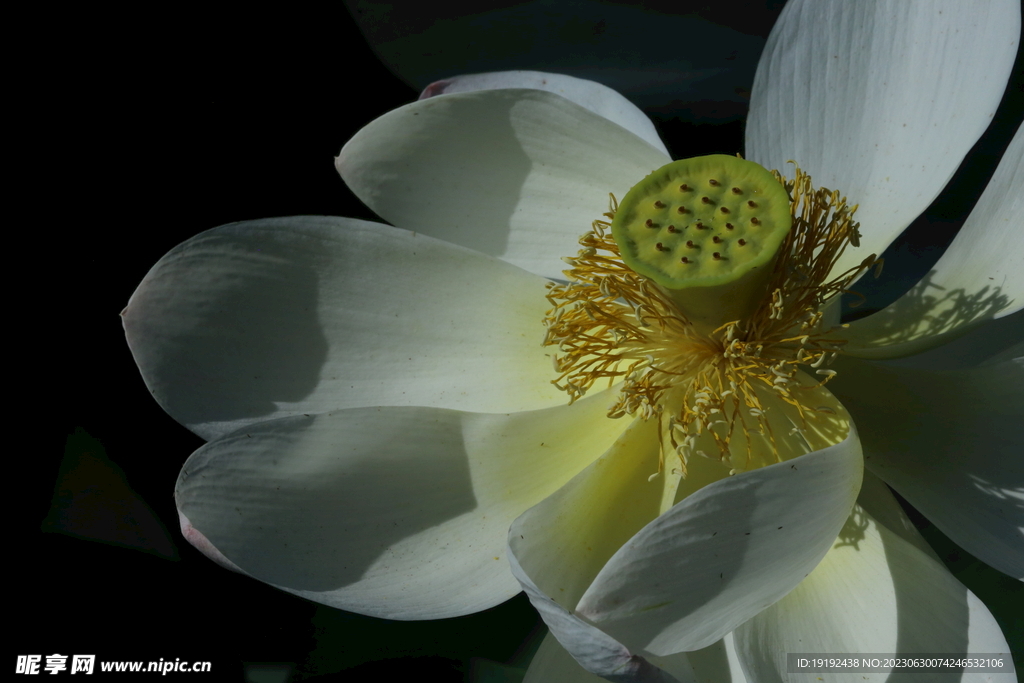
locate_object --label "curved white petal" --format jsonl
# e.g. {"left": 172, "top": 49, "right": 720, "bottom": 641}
{"left": 419, "top": 71, "right": 669, "bottom": 156}
{"left": 865, "top": 310, "right": 1023, "bottom": 372}
{"left": 174, "top": 391, "right": 627, "bottom": 620}
{"left": 510, "top": 551, "right": 685, "bottom": 683}
{"left": 734, "top": 473, "right": 1014, "bottom": 682}
{"left": 524, "top": 632, "right": 709, "bottom": 683}
{"left": 746, "top": 0, "right": 1020, "bottom": 280}
{"left": 511, "top": 387, "right": 823, "bottom": 679}
{"left": 844, "top": 124, "right": 1024, "bottom": 358}
{"left": 509, "top": 416, "right": 665, "bottom": 611}
{"left": 177, "top": 511, "right": 242, "bottom": 573}
{"left": 123, "top": 216, "right": 564, "bottom": 440}
{"left": 508, "top": 417, "right": 685, "bottom": 681}
{"left": 575, "top": 430, "right": 863, "bottom": 656}
{"left": 829, "top": 354, "right": 1024, "bottom": 579}
{"left": 525, "top": 632, "right": 627, "bottom": 683}
{"left": 337, "top": 89, "right": 671, "bottom": 280}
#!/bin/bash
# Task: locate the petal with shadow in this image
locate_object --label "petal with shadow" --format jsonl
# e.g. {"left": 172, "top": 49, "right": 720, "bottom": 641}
{"left": 175, "top": 390, "right": 626, "bottom": 619}
{"left": 829, "top": 354, "right": 1024, "bottom": 579}
{"left": 575, "top": 430, "right": 862, "bottom": 656}
{"left": 124, "top": 216, "right": 564, "bottom": 440}
{"left": 746, "top": 0, "right": 1019, "bottom": 280}
{"left": 420, "top": 70, "right": 668, "bottom": 155}
{"left": 337, "top": 89, "right": 670, "bottom": 280}
{"left": 844, "top": 124, "right": 1023, "bottom": 359}
{"left": 734, "top": 472, "right": 1014, "bottom": 682}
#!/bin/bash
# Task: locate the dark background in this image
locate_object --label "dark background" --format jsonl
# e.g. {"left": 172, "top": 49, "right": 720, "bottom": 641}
{"left": 35, "top": 1, "right": 1021, "bottom": 680}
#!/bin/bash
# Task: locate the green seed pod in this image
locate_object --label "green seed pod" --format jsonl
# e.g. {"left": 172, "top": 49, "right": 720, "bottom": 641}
{"left": 611, "top": 155, "right": 792, "bottom": 331}
{"left": 612, "top": 155, "right": 791, "bottom": 287}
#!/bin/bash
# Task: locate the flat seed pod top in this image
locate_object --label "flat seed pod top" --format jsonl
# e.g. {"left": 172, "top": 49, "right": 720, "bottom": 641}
{"left": 611, "top": 155, "right": 792, "bottom": 289}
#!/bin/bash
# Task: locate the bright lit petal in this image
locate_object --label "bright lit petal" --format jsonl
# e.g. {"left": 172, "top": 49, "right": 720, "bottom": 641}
{"left": 508, "top": 417, "right": 683, "bottom": 681}
{"left": 508, "top": 414, "right": 767, "bottom": 681}
{"left": 419, "top": 70, "right": 669, "bottom": 156}
{"left": 829, "top": 354, "right": 1024, "bottom": 579}
{"left": 575, "top": 431, "right": 863, "bottom": 656}
{"left": 746, "top": 0, "right": 1020, "bottom": 280}
{"left": 509, "top": 417, "right": 664, "bottom": 610}
{"left": 844, "top": 124, "right": 1024, "bottom": 358}
{"left": 174, "top": 390, "right": 627, "bottom": 620}
{"left": 123, "top": 216, "right": 564, "bottom": 440}
{"left": 337, "top": 89, "right": 671, "bottom": 280}
{"left": 734, "top": 473, "right": 1015, "bottom": 682}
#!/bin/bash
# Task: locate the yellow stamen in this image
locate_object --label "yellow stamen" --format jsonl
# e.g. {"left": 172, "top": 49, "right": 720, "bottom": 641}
{"left": 543, "top": 161, "right": 874, "bottom": 480}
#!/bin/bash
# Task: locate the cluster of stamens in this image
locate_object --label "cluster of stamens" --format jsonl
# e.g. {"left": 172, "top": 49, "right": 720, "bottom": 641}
{"left": 544, "top": 165, "right": 878, "bottom": 477}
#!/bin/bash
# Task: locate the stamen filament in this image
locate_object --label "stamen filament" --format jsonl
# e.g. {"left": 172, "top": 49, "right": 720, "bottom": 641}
{"left": 543, "top": 163, "right": 867, "bottom": 479}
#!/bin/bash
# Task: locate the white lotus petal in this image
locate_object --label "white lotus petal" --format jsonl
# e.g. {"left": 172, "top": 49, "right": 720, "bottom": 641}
{"left": 575, "top": 430, "right": 863, "bottom": 656}
{"left": 844, "top": 124, "right": 1024, "bottom": 358}
{"left": 337, "top": 89, "right": 671, "bottom": 280}
{"left": 508, "top": 417, "right": 686, "bottom": 681}
{"left": 509, "top": 547, "right": 683, "bottom": 683}
{"left": 175, "top": 390, "right": 627, "bottom": 620}
{"left": 866, "top": 311, "right": 1023, "bottom": 372}
{"left": 509, "top": 416, "right": 665, "bottom": 610}
{"left": 525, "top": 633, "right": 622, "bottom": 683}
{"left": 510, "top": 381, "right": 830, "bottom": 679}
{"left": 746, "top": 0, "right": 1020, "bottom": 280}
{"left": 829, "top": 354, "right": 1024, "bottom": 579}
{"left": 123, "top": 216, "right": 564, "bottom": 440}
{"left": 178, "top": 511, "right": 242, "bottom": 573}
{"left": 734, "top": 473, "right": 1014, "bottom": 682}
{"left": 419, "top": 70, "right": 668, "bottom": 156}
{"left": 524, "top": 631, "right": 711, "bottom": 683}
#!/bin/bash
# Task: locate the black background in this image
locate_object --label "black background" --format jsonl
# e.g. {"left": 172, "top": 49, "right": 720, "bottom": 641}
{"left": 34, "top": 1, "right": 1022, "bottom": 680}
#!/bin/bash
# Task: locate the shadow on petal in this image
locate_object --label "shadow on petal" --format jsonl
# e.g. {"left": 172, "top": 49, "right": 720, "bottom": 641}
{"left": 844, "top": 268, "right": 1015, "bottom": 359}
{"left": 125, "top": 228, "right": 329, "bottom": 431}
{"left": 177, "top": 411, "right": 476, "bottom": 592}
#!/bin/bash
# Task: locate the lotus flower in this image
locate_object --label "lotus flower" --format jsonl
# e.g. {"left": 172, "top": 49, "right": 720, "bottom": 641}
{"left": 124, "top": 0, "right": 1022, "bottom": 680}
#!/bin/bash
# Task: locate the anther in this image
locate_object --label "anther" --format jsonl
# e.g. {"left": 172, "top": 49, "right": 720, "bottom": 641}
{"left": 701, "top": 196, "right": 712, "bottom": 204}
{"left": 709, "top": 179, "right": 720, "bottom": 186}
{"left": 750, "top": 217, "right": 760, "bottom": 225}
{"left": 731, "top": 187, "right": 742, "bottom": 194}
{"left": 645, "top": 218, "right": 656, "bottom": 228}
{"left": 747, "top": 200, "right": 758, "bottom": 208}
{"left": 654, "top": 200, "right": 665, "bottom": 209}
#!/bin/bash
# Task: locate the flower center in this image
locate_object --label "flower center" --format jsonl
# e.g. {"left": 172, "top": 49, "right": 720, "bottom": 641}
{"left": 611, "top": 155, "right": 794, "bottom": 337}
{"left": 544, "top": 156, "right": 877, "bottom": 486}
